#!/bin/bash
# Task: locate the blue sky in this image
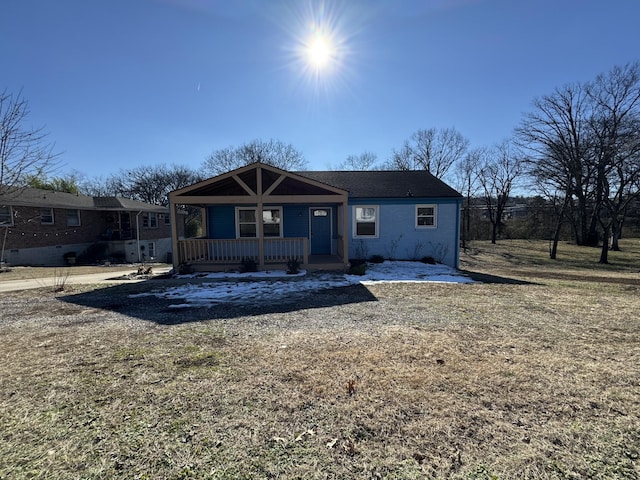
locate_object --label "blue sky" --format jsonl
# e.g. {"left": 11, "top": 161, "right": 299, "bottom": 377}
{"left": 2, "top": 0, "right": 639, "bottom": 179}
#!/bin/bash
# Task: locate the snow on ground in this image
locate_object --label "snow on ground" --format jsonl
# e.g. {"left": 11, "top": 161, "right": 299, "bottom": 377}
{"left": 355, "top": 261, "right": 474, "bottom": 284}
{"left": 130, "top": 261, "right": 473, "bottom": 308}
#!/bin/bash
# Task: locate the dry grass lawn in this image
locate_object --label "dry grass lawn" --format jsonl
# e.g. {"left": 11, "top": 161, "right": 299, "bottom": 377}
{"left": 1, "top": 240, "right": 639, "bottom": 479}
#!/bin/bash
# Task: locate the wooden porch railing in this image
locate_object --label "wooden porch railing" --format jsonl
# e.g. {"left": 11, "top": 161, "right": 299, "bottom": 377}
{"left": 177, "top": 237, "right": 308, "bottom": 266}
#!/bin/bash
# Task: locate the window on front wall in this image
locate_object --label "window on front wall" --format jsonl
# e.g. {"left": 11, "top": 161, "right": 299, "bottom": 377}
{"left": 0, "top": 206, "right": 13, "bottom": 226}
{"left": 262, "top": 208, "right": 281, "bottom": 237}
{"left": 353, "top": 206, "right": 378, "bottom": 238}
{"left": 143, "top": 212, "right": 158, "bottom": 228}
{"left": 41, "top": 208, "right": 54, "bottom": 225}
{"left": 67, "top": 209, "right": 81, "bottom": 227}
{"left": 416, "top": 205, "right": 437, "bottom": 228}
{"left": 235, "top": 207, "right": 282, "bottom": 238}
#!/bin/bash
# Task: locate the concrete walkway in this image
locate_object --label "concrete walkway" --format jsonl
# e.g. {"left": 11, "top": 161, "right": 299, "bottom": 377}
{"left": 0, "top": 266, "right": 173, "bottom": 293}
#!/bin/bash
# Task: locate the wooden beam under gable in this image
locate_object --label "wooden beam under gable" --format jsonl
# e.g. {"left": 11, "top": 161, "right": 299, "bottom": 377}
{"left": 232, "top": 174, "right": 256, "bottom": 196}
{"left": 170, "top": 162, "right": 258, "bottom": 197}
{"left": 263, "top": 174, "right": 286, "bottom": 196}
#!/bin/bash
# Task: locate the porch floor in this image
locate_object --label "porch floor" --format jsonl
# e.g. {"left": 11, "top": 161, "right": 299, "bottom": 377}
{"left": 306, "top": 255, "right": 346, "bottom": 271}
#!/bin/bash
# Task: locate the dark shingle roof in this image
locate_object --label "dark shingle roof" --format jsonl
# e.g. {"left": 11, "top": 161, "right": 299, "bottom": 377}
{"left": 296, "top": 171, "right": 462, "bottom": 199}
{"left": 0, "top": 187, "right": 167, "bottom": 212}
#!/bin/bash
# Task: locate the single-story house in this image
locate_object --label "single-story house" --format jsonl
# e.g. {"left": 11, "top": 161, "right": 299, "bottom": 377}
{"left": 168, "top": 162, "right": 462, "bottom": 271}
{"left": 0, "top": 187, "right": 182, "bottom": 266}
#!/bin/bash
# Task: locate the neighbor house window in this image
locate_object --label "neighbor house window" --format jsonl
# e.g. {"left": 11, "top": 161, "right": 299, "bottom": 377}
{"left": 0, "top": 206, "right": 13, "bottom": 226}
{"left": 143, "top": 212, "right": 158, "bottom": 228}
{"left": 164, "top": 213, "right": 170, "bottom": 225}
{"left": 353, "top": 206, "right": 378, "bottom": 238}
{"left": 148, "top": 242, "right": 156, "bottom": 259}
{"left": 416, "top": 205, "right": 437, "bottom": 228}
{"left": 41, "top": 208, "right": 54, "bottom": 225}
{"left": 235, "top": 207, "right": 282, "bottom": 238}
{"left": 67, "top": 209, "right": 81, "bottom": 227}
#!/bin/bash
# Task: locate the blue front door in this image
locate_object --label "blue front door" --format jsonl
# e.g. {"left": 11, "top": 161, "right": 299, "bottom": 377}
{"left": 310, "top": 208, "right": 331, "bottom": 255}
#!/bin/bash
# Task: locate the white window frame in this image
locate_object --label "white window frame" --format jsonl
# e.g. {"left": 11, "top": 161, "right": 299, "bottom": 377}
{"left": 143, "top": 212, "right": 158, "bottom": 229}
{"left": 0, "top": 206, "right": 13, "bottom": 226}
{"left": 416, "top": 204, "right": 437, "bottom": 228}
{"left": 41, "top": 207, "right": 54, "bottom": 225}
{"left": 66, "top": 209, "right": 81, "bottom": 227}
{"left": 352, "top": 205, "right": 379, "bottom": 238}
{"left": 235, "top": 207, "right": 283, "bottom": 238}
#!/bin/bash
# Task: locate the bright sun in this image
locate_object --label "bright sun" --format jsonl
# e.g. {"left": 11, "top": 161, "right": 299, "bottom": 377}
{"left": 283, "top": 1, "right": 356, "bottom": 94}
{"left": 307, "top": 35, "right": 332, "bottom": 69}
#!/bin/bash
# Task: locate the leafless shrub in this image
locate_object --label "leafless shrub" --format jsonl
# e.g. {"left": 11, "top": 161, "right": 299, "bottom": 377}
{"left": 52, "top": 269, "right": 70, "bottom": 292}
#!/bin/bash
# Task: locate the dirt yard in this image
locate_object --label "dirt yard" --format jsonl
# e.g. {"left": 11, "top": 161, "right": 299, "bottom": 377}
{"left": 1, "top": 240, "right": 638, "bottom": 479}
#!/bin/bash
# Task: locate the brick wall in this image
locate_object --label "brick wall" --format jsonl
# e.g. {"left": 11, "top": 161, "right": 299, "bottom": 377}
{"left": 1, "top": 207, "right": 185, "bottom": 266}
{"left": 2, "top": 206, "right": 107, "bottom": 250}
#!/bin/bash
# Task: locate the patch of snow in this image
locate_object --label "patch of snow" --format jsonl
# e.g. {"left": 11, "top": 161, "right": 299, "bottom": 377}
{"left": 130, "top": 261, "right": 473, "bottom": 308}
{"left": 349, "top": 261, "right": 474, "bottom": 284}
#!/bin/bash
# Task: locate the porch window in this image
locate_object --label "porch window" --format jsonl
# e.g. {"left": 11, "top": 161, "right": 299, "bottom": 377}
{"left": 353, "top": 206, "right": 378, "bottom": 238}
{"left": 236, "top": 207, "right": 282, "bottom": 238}
{"left": 262, "top": 208, "right": 281, "bottom": 237}
{"left": 41, "top": 208, "right": 54, "bottom": 225}
{"left": 0, "top": 206, "right": 13, "bottom": 226}
{"left": 416, "top": 205, "right": 437, "bottom": 228}
{"left": 67, "top": 209, "right": 81, "bottom": 227}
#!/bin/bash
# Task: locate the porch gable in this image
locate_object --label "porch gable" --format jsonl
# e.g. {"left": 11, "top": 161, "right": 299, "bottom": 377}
{"left": 168, "top": 163, "right": 350, "bottom": 270}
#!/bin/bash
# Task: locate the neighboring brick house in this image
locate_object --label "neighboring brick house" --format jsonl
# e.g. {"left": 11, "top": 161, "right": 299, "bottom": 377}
{"left": 0, "top": 187, "right": 183, "bottom": 266}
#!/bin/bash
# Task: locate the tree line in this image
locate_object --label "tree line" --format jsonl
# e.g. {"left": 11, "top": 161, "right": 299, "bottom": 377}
{"left": 2, "top": 62, "right": 639, "bottom": 263}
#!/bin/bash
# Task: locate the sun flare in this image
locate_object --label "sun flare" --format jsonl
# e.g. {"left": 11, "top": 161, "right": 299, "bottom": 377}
{"left": 307, "top": 35, "right": 332, "bottom": 69}
{"left": 279, "top": 1, "right": 359, "bottom": 98}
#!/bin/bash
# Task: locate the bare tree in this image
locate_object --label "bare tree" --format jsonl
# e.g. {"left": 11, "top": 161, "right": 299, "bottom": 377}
{"left": 334, "top": 151, "right": 379, "bottom": 170}
{"left": 586, "top": 62, "right": 640, "bottom": 263}
{"left": 386, "top": 141, "right": 413, "bottom": 171}
{"left": 516, "top": 82, "right": 596, "bottom": 250}
{"left": 202, "top": 139, "right": 307, "bottom": 176}
{"left": 518, "top": 62, "right": 640, "bottom": 262}
{"left": 101, "top": 164, "right": 202, "bottom": 206}
{"left": 453, "top": 148, "right": 484, "bottom": 250}
{"left": 386, "top": 127, "right": 469, "bottom": 179}
{"left": 77, "top": 174, "right": 113, "bottom": 197}
{"left": 477, "top": 140, "right": 524, "bottom": 244}
{"left": 0, "top": 89, "right": 60, "bottom": 196}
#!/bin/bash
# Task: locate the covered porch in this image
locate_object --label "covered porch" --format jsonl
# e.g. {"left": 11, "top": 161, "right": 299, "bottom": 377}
{"left": 168, "top": 163, "right": 350, "bottom": 271}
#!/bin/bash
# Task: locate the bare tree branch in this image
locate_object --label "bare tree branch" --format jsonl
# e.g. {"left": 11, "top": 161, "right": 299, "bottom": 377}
{"left": 385, "top": 127, "right": 469, "bottom": 180}
{"left": 202, "top": 139, "right": 307, "bottom": 176}
{"left": 0, "top": 89, "right": 60, "bottom": 197}
{"left": 333, "top": 151, "right": 379, "bottom": 170}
